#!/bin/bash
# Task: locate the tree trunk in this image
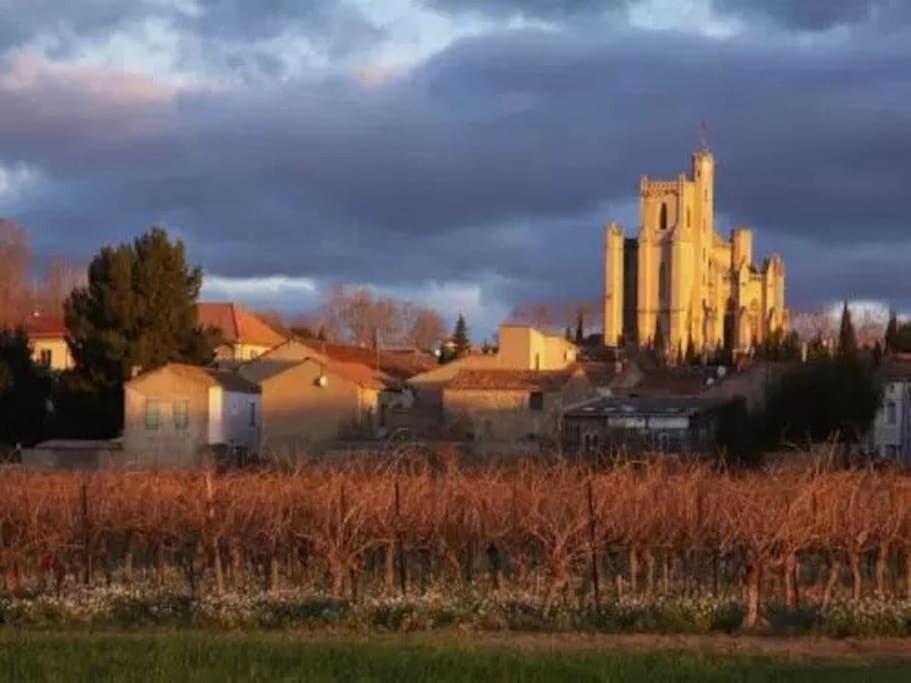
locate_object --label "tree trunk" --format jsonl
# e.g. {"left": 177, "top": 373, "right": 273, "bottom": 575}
{"left": 744, "top": 561, "right": 762, "bottom": 629}
{"left": 875, "top": 544, "right": 888, "bottom": 599}
{"left": 849, "top": 550, "right": 862, "bottom": 601}
{"left": 784, "top": 552, "right": 798, "bottom": 609}
{"left": 211, "top": 538, "right": 225, "bottom": 595}
{"left": 643, "top": 548, "right": 656, "bottom": 596}
{"left": 628, "top": 546, "right": 639, "bottom": 594}
{"left": 822, "top": 552, "right": 841, "bottom": 607}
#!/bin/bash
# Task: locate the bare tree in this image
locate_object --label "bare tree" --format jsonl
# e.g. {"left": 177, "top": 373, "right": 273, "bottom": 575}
{"left": 0, "top": 219, "right": 31, "bottom": 326}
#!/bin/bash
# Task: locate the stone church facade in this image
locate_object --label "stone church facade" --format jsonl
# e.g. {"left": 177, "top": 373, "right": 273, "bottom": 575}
{"left": 603, "top": 147, "right": 788, "bottom": 352}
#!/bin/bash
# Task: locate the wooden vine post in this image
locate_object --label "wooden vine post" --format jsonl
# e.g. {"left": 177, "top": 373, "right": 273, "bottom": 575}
{"left": 587, "top": 478, "right": 600, "bottom": 608}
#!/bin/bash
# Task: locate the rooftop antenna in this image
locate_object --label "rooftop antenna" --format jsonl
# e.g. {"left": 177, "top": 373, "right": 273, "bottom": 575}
{"left": 699, "top": 120, "right": 710, "bottom": 152}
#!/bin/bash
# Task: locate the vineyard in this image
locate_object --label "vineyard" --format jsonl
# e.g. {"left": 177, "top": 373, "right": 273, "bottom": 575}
{"left": 0, "top": 459, "right": 909, "bottom": 632}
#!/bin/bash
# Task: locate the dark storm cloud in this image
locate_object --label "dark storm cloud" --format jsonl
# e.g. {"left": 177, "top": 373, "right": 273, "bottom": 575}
{"left": 711, "top": 0, "right": 910, "bottom": 31}
{"left": 2, "top": 9, "right": 911, "bottom": 321}
{"left": 424, "top": 0, "right": 628, "bottom": 20}
{"left": 0, "top": 0, "right": 382, "bottom": 65}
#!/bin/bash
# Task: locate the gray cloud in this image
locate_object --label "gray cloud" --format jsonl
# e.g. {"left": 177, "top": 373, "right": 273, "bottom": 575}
{"left": 424, "top": 0, "right": 628, "bottom": 20}
{"left": 2, "top": 11, "right": 911, "bottom": 329}
{"left": 711, "top": 0, "right": 908, "bottom": 31}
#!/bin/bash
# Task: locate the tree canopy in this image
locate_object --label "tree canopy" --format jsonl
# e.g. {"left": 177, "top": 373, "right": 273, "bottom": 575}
{"left": 64, "top": 227, "right": 214, "bottom": 389}
{"left": 451, "top": 314, "right": 471, "bottom": 357}
{"left": 757, "top": 357, "right": 881, "bottom": 448}
{"left": 0, "top": 328, "right": 52, "bottom": 447}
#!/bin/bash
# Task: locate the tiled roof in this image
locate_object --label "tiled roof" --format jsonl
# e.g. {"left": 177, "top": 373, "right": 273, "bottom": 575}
{"left": 447, "top": 369, "right": 573, "bottom": 392}
{"left": 565, "top": 394, "right": 730, "bottom": 418}
{"left": 130, "top": 363, "right": 261, "bottom": 394}
{"left": 301, "top": 341, "right": 436, "bottom": 380}
{"left": 196, "top": 303, "right": 286, "bottom": 348}
{"left": 24, "top": 313, "right": 67, "bottom": 338}
{"left": 632, "top": 367, "right": 715, "bottom": 396}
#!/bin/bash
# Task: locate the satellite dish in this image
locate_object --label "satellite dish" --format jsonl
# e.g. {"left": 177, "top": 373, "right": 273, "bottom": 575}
{"left": 316, "top": 374, "right": 329, "bottom": 388}
{"left": 716, "top": 366, "right": 727, "bottom": 379}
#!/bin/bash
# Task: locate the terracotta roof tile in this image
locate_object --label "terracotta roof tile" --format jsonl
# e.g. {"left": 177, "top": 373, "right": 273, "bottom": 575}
{"left": 24, "top": 313, "right": 66, "bottom": 338}
{"left": 447, "top": 369, "right": 573, "bottom": 392}
{"left": 196, "top": 303, "right": 286, "bottom": 348}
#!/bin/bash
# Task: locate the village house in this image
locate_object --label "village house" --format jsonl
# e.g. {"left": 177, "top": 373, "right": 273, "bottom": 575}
{"left": 238, "top": 339, "right": 404, "bottom": 454}
{"left": 563, "top": 394, "right": 736, "bottom": 455}
{"left": 123, "top": 363, "right": 261, "bottom": 468}
{"left": 196, "top": 302, "right": 287, "bottom": 363}
{"left": 867, "top": 356, "right": 911, "bottom": 466}
{"left": 408, "top": 324, "right": 579, "bottom": 407}
{"left": 443, "top": 366, "right": 592, "bottom": 446}
{"left": 24, "top": 313, "right": 73, "bottom": 371}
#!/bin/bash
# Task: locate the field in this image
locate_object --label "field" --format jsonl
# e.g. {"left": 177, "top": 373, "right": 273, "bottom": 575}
{"left": 0, "top": 458, "right": 909, "bottom": 636}
{"left": 1, "top": 631, "right": 909, "bottom": 682}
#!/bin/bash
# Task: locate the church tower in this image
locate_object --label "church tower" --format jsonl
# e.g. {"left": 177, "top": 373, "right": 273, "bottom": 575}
{"left": 601, "top": 145, "right": 788, "bottom": 356}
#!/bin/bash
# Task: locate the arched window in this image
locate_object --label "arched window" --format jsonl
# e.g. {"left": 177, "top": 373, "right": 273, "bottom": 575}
{"left": 659, "top": 202, "right": 668, "bottom": 231}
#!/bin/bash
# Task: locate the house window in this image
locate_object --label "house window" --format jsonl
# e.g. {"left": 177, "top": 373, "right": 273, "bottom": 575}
{"left": 886, "top": 401, "right": 897, "bottom": 425}
{"left": 686, "top": 208, "right": 691, "bottom": 227}
{"left": 249, "top": 401, "right": 257, "bottom": 427}
{"left": 173, "top": 400, "right": 189, "bottom": 430}
{"left": 535, "top": 352, "right": 541, "bottom": 371}
{"left": 145, "top": 400, "right": 161, "bottom": 430}
{"left": 38, "top": 349, "right": 52, "bottom": 367}
{"left": 886, "top": 444, "right": 898, "bottom": 458}
{"left": 529, "top": 392, "right": 544, "bottom": 411}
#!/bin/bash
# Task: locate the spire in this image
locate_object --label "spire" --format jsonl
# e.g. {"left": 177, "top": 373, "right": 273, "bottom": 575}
{"left": 699, "top": 120, "right": 710, "bottom": 153}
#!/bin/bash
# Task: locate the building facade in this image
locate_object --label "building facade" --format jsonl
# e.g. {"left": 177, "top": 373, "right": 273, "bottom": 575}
{"left": 867, "top": 359, "right": 911, "bottom": 467}
{"left": 24, "top": 313, "right": 73, "bottom": 371}
{"left": 603, "top": 147, "right": 788, "bottom": 352}
{"left": 123, "top": 363, "right": 261, "bottom": 468}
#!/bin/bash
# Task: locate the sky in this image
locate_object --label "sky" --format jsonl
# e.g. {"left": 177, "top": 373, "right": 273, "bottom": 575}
{"left": 1, "top": 0, "right": 910, "bottom": 339}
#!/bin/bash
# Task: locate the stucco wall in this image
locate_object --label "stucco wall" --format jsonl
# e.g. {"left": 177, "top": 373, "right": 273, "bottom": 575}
{"left": 124, "top": 371, "right": 211, "bottom": 467}
{"left": 442, "top": 372, "right": 593, "bottom": 444}
{"left": 259, "top": 360, "right": 378, "bottom": 451}
{"left": 31, "top": 337, "right": 73, "bottom": 371}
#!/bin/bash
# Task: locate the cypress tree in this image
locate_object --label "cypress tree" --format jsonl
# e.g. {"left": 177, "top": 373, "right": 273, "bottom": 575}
{"left": 452, "top": 314, "right": 470, "bottom": 357}
{"left": 836, "top": 300, "right": 858, "bottom": 359}
{"left": 884, "top": 310, "right": 899, "bottom": 354}
{"left": 575, "top": 312, "right": 584, "bottom": 344}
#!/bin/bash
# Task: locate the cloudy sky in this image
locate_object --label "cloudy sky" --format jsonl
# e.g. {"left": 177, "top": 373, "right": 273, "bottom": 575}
{"left": 1, "top": 0, "right": 909, "bottom": 338}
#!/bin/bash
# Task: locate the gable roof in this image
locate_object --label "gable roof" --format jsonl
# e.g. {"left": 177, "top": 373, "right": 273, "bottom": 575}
{"left": 303, "top": 340, "right": 436, "bottom": 380}
{"left": 24, "top": 313, "right": 67, "bottom": 338}
{"left": 196, "top": 302, "right": 286, "bottom": 348}
{"left": 257, "top": 355, "right": 395, "bottom": 391}
{"left": 447, "top": 369, "right": 575, "bottom": 392}
{"left": 128, "top": 363, "right": 261, "bottom": 394}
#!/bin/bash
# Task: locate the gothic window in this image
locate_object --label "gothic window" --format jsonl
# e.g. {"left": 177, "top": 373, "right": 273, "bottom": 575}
{"left": 659, "top": 203, "right": 668, "bottom": 231}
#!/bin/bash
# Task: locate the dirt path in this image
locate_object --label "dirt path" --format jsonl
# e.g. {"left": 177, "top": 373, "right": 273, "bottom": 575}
{"left": 453, "top": 632, "right": 911, "bottom": 661}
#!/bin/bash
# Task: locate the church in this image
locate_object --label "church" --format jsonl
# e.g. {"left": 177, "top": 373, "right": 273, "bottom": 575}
{"left": 602, "top": 146, "right": 788, "bottom": 353}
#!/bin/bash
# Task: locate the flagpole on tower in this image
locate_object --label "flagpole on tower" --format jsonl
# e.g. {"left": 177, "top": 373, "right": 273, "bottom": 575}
{"left": 699, "top": 120, "right": 710, "bottom": 152}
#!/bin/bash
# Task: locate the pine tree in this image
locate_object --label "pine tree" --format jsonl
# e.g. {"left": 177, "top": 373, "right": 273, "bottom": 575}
{"left": 0, "top": 328, "right": 52, "bottom": 446}
{"left": 574, "top": 312, "right": 584, "bottom": 345}
{"left": 884, "top": 310, "right": 899, "bottom": 354}
{"left": 65, "top": 227, "right": 215, "bottom": 389}
{"left": 451, "top": 314, "right": 470, "bottom": 357}
{"left": 836, "top": 300, "right": 858, "bottom": 360}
